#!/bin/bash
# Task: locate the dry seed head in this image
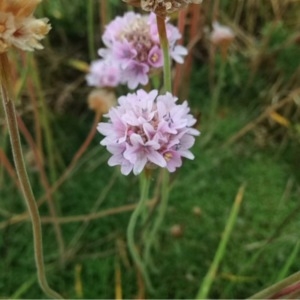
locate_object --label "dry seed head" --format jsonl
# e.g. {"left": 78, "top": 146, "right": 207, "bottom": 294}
{"left": 170, "top": 224, "right": 184, "bottom": 238}
{"left": 0, "top": 0, "right": 50, "bottom": 53}
{"left": 88, "top": 89, "right": 117, "bottom": 115}
{"left": 123, "top": 0, "right": 202, "bottom": 16}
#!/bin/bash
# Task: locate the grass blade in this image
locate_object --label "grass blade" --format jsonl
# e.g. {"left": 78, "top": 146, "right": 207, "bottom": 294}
{"left": 196, "top": 183, "right": 246, "bottom": 299}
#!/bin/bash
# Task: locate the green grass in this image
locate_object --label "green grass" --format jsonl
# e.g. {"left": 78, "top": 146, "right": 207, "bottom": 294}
{"left": 1, "top": 104, "right": 299, "bottom": 298}
{"left": 1, "top": 1, "right": 300, "bottom": 299}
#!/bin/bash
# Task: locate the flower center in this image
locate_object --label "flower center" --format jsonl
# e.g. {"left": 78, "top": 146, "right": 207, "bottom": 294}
{"left": 150, "top": 52, "right": 159, "bottom": 63}
{"left": 164, "top": 152, "right": 173, "bottom": 161}
{"left": 127, "top": 125, "right": 149, "bottom": 144}
{"left": 118, "top": 17, "right": 154, "bottom": 63}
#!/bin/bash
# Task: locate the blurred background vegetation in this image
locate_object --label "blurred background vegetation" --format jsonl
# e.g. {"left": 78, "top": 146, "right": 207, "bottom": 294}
{"left": 0, "top": 0, "right": 300, "bottom": 298}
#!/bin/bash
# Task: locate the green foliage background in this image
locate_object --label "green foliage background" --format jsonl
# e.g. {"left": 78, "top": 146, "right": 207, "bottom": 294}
{"left": 0, "top": 0, "right": 300, "bottom": 298}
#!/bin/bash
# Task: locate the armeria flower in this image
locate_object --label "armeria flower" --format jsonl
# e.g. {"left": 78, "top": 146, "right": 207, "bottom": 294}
{"left": 87, "top": 12, "right": 187, "bottom": 89}
{"left": 123, "top": 0, "right": 203, "bottom": 16}
{"left": 97, "top": 89, "right": 200, "bottom": 175}
{"left": 0, "top": 0, "right": 51, "bottom": 53}
{"left": 210, "top": 22, "right": 235, "bottom": 46}
{"left": 210, "top": 22, "right": 234, "bottom": 59}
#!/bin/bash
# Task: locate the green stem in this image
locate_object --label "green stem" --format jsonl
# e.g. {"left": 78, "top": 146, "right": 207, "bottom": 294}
{"left": 30, "top": 56, "right": 65, "bottom": 266}
{"left": 144, "top": 170, "right": 169, "bottom": 267}
{"left": 0, "top": 53, "right": 63, "bottom": 299}
{"left": 276, "top": 241, "right": 300, "bottom": 282}
{"left": 248, "top": 271, "right": 300, "bottom": 299}
{"left": 196, "top": 184, "right": 246, "bottom": 299}
{"left": 156, "top": 15, "right": 172, "bottom": 92}
{"left": 127, "top": 172, "right": 154, "bottom": 292}
{"left": 209, "top": 59, "right": 226, "bottom": 123}
{"left": 201, "top": 59, "right": 226, "bottom": 146}
{"left": 99, "top": 0, "right": 110, "bottom": 33}
{"left": 30, "top": 56, "right": 58, "bottom": 184}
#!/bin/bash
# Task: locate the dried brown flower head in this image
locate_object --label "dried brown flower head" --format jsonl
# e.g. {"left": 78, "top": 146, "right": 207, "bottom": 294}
{"left": 88, "top": 89, "right": 116, "bottom": 115}
{"left": 170, "top": 224, "right": 184, "bottom": 238}
{"left": 0, "top": 0, "right": 51, "bottom": 53}
{"left": 123, "top": 0, "right": 202, "bottom": 16}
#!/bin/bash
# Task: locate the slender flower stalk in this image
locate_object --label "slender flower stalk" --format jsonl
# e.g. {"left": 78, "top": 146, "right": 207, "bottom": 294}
{"left": 209, "top": 59, "right": 226, "bottom": 128}
{"left": 0, "top": 1, "right": 61, "bottom": 296}
{"left": 23, "top": 54, "right": 65, "bottom": 267}
{"left": 30, "top": 55, "right": 58, "bottom": 184}
{"left": 142, "top": 12, "right": 173, "bottom": 273}
{"left": 0, "top": 53, "right": 63, "bottom": 299}
{"left": 26, "top": 56, "right": 43, "bottom": 163}
{"left": 202, "top": 22, "right": 234, "bottom": 146}
{"left": 144, "top": 169, "right": 169, "bottom": 266}
{"left": 248, "top": 271, "right": 300, "bottom": 300}
{"left": 99, "top": 0, "right": 109, "bottom": 33}
{"left": 127, "top": 172, "right": 154, "bottom": 292}
{"left": 16, "top": 114, "right": 66, "bottom": 268}
{"left": 208, "top": 22, "right": 234, "bottom": 132}
{"left": 201, "top": 58, "right": 226, "bottom": 147}
{"left": 156, "top": 14, "right": 172, "bottom": 92}
{"left": 173, "top": 8, "right": 188, "bottom": 96}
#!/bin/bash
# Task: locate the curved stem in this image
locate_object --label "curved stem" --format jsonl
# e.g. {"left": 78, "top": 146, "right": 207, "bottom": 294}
{"left": 17, "top": 115, "right": 65, "bottom": 267}
{"left": 127, "top": 172, "right": 154, "bottom": 292}
{"left": 248, "top": 272, "right": 300, "bottom": 300}
{"left": 201, "top": 59, "right": 226, "bottom": 147}
{"left": 209, "top": 59, "right": 226, "bottom": 123}
{"left": 0, "top": 53, "right": 63, "bottom": 299}
{"left": 156, "top": 15, "right": 172, "bottom": 93}
{"left": 0, "top": 112, "right": 101, "bottom": 230}
{"left": 30, "top": 56, "right": 58, "bottom": 184}
{"left": 144, "top": 170, "right": 169, "bottom": 267}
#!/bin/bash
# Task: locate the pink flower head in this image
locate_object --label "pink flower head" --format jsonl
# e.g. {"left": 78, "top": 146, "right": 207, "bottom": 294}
{"left": 210, "top": 22, "right": 234, "bottom": 46}
{"left": 88, "top": 12, "right": 187, "bottom": 90}
{"left": 97, "top": 90, "right": 200, "bottom": 175}
{"left": 86, "top": 59, "right": 122, "bottom": 88}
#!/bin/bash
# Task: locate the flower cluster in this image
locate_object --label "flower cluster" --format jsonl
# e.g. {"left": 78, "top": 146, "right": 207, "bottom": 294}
{"left": 123, "top": 0, "right": 203, "bottom": 16}
{"left": 0, "top": 0, "right": 51, "bottom": 53}
{"left": 86, "top": 12, "right": 187, "bottom": 90}
{"left": 98, "top": 90, "right": 200, "bottom": 175}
